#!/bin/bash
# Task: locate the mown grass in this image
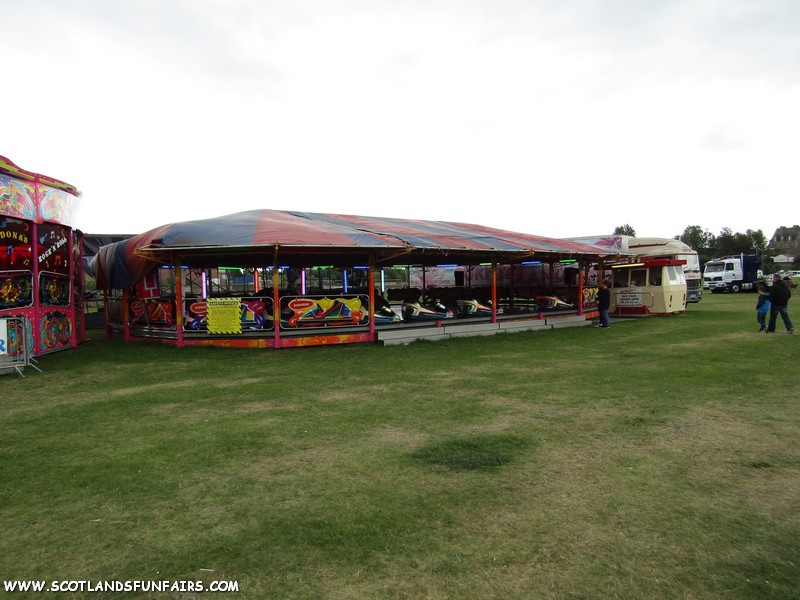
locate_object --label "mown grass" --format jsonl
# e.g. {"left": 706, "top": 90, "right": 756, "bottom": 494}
{"left": 2, "top": 294, "right": 799, "bottom": 599}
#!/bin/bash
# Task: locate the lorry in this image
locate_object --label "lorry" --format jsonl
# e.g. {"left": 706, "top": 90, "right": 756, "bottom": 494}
{"left": 702, "top": 253, "right": 763, "bottom": 293}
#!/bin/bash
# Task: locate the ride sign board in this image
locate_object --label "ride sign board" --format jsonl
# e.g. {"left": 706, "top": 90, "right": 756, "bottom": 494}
{"left": 207, "top": 298, "right": 242, "bottom": 334}
{"left": 615, "top": 289, "right": 644, "bottom": 308}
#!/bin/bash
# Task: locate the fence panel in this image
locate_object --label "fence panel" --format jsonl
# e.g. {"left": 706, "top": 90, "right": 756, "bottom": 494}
{"left": 0, "top": 317, "right": 33, "bottom": 377}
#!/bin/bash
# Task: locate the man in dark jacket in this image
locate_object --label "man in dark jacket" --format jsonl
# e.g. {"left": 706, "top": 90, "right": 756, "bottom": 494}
{"left": 767, "top": 274, "right": 794, "bottom": 334}
{"left": 596, "top": 280, "right": 611, "bottom": 328}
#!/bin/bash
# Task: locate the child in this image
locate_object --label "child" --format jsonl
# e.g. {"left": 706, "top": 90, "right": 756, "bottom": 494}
{"left": 756, "top": 283, "right": 770, "bottom": 332}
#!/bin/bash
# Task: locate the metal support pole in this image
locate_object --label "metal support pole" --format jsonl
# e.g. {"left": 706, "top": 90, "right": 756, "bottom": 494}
{"left": 368, "top": 254, "right": 376, "bottom": 341}
{"left": 491, "top": 262, "right": 498, "bottom": 323}
{"left": 175, "top": 259, "right": 185, "bottom": 348}
{"left": 273, "top": 248, "right": 281, "bottom": 348}
{"left": 123, "top": 287, "right": 131, "bottom": 342}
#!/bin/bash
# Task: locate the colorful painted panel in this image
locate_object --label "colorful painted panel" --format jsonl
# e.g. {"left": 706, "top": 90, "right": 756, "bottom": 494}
{"left": 39, "top": 186, "right": 79, "bottom": 226}
{"left": 39, "top": 272, "right": 71, "bottom": 306}
{"left": 280, "top": 295, "right": 368, "bottom": 328}
{"left": 0, "top": 175, "right": 36, "bottom": 221}
{"left": 0, "top": 272, "right": 34, "bottom": 310}
{"left": 130, "top": 299, "right": 175, "bottom": 328}
{"left": 278, "top": 332, "right": 372, "bottom": 347}
{"left": 2, "top": 315, "right": 32, "bottom": 356}
{"left": 39, "top": 310, "right": 72, "bottom": 352}
{"left": 36, "top": 223, "right": 70, "bottom": 273}
{"left": 0, "top": 217, "right": 34, "bottom": 270}
{"left": 176, "top": 332, "right": 372, "bottom": 349}
{"left": 582, "top": 286, "right": 599, "bottom": 308}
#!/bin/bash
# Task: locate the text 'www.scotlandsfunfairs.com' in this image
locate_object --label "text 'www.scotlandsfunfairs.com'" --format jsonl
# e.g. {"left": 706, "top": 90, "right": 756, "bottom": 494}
{"left": 4, "top": 579, "right": 240, "bottom": 593}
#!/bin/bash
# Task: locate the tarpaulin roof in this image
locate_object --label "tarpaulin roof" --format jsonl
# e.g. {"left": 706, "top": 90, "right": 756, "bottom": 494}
{"left": 88, "top": 209, "right": 609, "bottom": 289}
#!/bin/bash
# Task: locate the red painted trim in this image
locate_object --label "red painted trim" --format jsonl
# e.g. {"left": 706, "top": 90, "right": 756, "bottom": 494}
{"left": 114, "top": 332, "right": 372, "bottom": 349}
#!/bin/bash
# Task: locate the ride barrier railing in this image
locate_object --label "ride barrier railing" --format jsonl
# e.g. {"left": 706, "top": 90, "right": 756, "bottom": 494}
{"left": 0, "top": 316, "right": 41, "bottom": 377}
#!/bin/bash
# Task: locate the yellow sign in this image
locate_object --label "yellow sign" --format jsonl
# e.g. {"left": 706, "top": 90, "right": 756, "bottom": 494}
{"left": 207, "top": 298, "right": 242, "bottom": 334}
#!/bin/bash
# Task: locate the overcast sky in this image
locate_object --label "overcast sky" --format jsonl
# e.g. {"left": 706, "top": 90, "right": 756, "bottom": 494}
{"left": 4, "top": 0, "right": 799, "bottom": 240}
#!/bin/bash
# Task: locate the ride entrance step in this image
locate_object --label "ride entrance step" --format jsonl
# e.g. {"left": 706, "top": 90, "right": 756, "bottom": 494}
{"left": 497, "top": 319, "right": 551, "bottom": 333}
{"left": 443, "top": 322, "right": 500, "bottom": 338}
{"left": 545, "top": 315, "right": 593, "bottom": 328}
{"left": 376, "top": 327, "right": 449, "bottom": 346}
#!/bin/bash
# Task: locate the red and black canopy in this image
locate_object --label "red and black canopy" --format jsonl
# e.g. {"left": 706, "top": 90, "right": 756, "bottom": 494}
{"left": 89, "top": 209, "right": 608, "bottom": 289}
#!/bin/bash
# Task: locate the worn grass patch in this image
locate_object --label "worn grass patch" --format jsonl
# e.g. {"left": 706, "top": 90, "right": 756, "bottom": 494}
{"left": 410, "top": 433, "right": 533, "bottom": 471}
{"left": 2, "top": 293, "right": 799, "bottom": 599}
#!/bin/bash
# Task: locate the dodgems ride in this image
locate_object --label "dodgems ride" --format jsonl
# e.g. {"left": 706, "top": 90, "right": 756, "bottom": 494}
{"left": 401, "top": 294, "right": 454, "bottom": 322}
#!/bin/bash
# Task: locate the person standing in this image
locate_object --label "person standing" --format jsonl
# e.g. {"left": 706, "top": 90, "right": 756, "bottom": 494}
{"left": 596, "top": 280, "right": 611, "bottom": 328}
{"left": 766, "top": 273, "right": 794, "bottom": 334}
{"left": 755, "top": 283, "right": 770, "bottom": 332}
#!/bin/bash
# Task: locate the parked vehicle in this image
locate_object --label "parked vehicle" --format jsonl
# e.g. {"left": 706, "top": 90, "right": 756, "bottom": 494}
{"left": 622, "top": 237, "right": 702, "bottom": 303}
{"left": 610, "top": 259, "right": 687, "bottom": 315}
{"left": 702, "top": 254, "right": 763, "bottom": 293}
{"left": 567, "top": 235, "right": 703, "bottom": 303}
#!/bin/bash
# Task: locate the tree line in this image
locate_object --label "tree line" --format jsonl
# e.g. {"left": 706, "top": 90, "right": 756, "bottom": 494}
{"left": 612, "top": 224, "right": 789, "bottom": 270}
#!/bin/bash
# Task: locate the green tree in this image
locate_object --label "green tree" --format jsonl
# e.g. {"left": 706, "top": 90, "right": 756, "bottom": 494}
{"left": 745, "top": 229, "right": 768, "bottom": 255}
{"left": 676, "top": 225, "right": 714, "bottom": 251}
{"left": 713, "top": 228, "right": 737, "bottom": 257}
{"left": 675, "top": 225, "right": 770, "bottom": 271}
{"left": 711, "top": 227, "right": 767, "bottom": 258}
{"left": 613, "top": 224, "right": 636, "bottom": 237}
{"left": 676, "top": 225, "right": 716, "bottom": 265}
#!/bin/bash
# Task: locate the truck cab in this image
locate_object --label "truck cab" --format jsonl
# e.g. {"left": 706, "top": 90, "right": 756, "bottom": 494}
{"left": 703, "top": 254, "right": 762, "bottom": 293}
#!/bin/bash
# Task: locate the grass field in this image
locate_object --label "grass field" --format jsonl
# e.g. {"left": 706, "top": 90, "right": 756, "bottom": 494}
{"left": 2, "top": 293, "right": 799, "bottom": 599}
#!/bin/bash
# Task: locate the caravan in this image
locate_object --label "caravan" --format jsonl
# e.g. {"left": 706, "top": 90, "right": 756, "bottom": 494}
{"left": 610, "top": 259, "right": 687, "bottom": 316}
{"left": 567, "top": 235, "right": 702, "bottom": 303}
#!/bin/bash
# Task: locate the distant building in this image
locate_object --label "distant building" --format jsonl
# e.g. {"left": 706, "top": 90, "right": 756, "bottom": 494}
{"left": 768, "top": 225, "right": 799, "bottom": 260}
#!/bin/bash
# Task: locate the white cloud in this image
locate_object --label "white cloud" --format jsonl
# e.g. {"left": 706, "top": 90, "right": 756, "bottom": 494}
{"left": 3, "top": 0, "right": 798, "bottom": 240}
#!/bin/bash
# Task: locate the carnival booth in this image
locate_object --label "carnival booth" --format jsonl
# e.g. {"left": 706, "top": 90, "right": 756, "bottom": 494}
{"left": 0, "top": 156, "right": 84, "bottom": 357}
{"left": 565, "top": 235, "right": 689, "bottom": 316}
{"left": 88, "top": 210, "right": 608, "bottom": 348}
{"left": 610, "top": 259, "right": 688, "bottom": 316}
